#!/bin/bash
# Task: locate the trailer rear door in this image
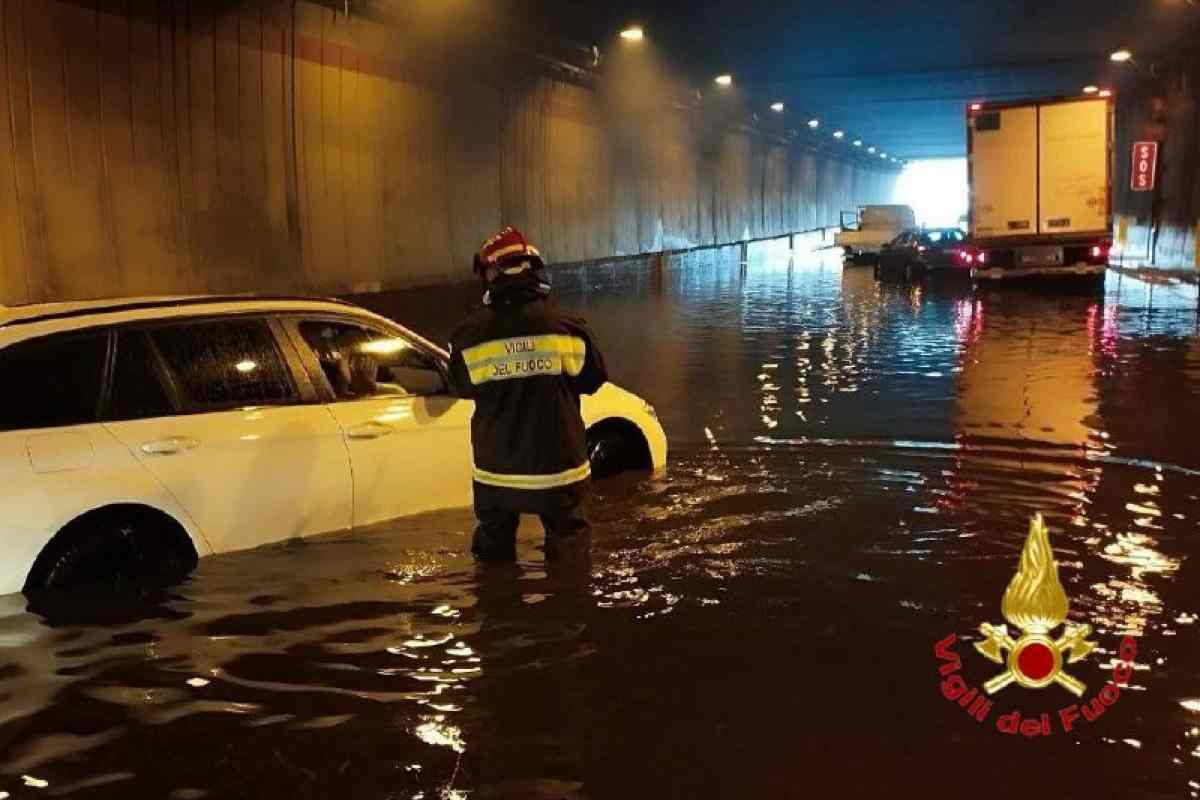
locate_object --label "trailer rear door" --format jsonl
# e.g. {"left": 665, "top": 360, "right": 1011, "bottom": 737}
{"left": 970, "top": 106, "right": 1038, "bottom": 239}
{"left": 1038, "top": 99, "right": 1109, "bottom": 236}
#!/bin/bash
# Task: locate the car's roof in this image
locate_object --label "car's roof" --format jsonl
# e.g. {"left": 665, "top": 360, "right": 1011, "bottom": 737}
{"left": 0, "top": 294, "right": 359, "bottom": 328}
{"left": 0, "top": 295, "right": 205, "bottom": 326}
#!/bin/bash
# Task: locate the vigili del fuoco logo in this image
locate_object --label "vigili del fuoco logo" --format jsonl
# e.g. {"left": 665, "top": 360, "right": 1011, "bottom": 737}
{"left": 934, "top": 514, "right": 1139, "bottom": 737}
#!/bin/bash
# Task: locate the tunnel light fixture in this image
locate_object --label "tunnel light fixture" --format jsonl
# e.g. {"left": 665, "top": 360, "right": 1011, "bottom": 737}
{"left": 1083, "top": 85, "right": 1100, "bottom": 94}
{"left": 880, "top": 152, "right": 888, "bottom": 159}
{"left": 867, "top": 146, "right": 876, "bottom": 154}
{"left": 714, "top": 74, "right": 733, "bottom": 87}
{"left": 807, "top": 119, "right": 820, "bottom": 129}
{"left": 770, "top": 102, "right": 785, "bottom": 113}
{"left": 853, "top": 139, "right": 863, "bottom": 147}
{"left": 1099, "top": 89, "right": 1113, "bottom": 98}
{"left": 1110, "top": 49, "right": 1133, "bottom": 63}
{"left": 833, "top": 130, "right": 845, "bottom": 139}
{"left": 620, "top": 26, "right": 645, "bottom": 41}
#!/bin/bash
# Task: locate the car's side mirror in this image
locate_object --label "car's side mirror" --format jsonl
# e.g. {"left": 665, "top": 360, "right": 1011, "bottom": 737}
{"left": 385, "top": 366, "right": 449, "bottom": 397}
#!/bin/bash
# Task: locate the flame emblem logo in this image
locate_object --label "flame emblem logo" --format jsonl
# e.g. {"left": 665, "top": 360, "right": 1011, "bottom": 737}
{"left": 975, "top": 515, "right": 1097, "bottom": 696}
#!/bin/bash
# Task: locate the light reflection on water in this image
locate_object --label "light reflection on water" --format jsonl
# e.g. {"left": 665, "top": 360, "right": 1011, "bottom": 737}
{"left": 1, "top": 249, "right": 1199, "bottom": 797}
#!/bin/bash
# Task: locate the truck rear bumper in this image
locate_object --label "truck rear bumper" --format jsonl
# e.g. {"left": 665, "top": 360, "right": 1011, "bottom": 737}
{"left": 972, "top": 263, "right": 1107, "bottom": 281}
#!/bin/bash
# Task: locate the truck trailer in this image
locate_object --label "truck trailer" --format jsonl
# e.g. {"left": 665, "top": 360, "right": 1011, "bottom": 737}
{"left": 967, "top": 96, "right": 1113, "bottom": 281}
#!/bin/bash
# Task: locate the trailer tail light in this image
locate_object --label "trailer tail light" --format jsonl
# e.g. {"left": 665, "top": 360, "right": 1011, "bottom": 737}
{"left": 1088, "top": 244, "right": 1111, "bottom": 264}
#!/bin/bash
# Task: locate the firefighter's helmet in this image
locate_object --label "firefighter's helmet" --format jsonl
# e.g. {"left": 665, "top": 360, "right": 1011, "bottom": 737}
{"left": 474, "top": 226, "right": 550, "bottom": 301}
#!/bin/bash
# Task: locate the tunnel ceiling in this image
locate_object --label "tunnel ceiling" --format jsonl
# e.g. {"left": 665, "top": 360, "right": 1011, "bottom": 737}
{"left": 496, "top": 0, "right": 1200, "bottom": 161}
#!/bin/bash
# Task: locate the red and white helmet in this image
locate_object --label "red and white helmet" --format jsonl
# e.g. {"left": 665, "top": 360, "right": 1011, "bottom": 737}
{"left": 473, "top": 226, "right": 545, "bottom": 278}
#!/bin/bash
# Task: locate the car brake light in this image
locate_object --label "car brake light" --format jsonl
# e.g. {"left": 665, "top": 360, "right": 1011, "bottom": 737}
{"left": 977, "top": 251, "right": 988, "bottom": 264}
{"left": 1091, "top": 245, "right": 1104, "bottom": 258}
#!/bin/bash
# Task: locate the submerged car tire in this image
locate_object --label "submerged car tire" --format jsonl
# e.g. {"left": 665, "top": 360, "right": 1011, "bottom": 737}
{"left": 29, "top": 507, "right": 198, "bottom": 593}
{"left": 587, "top": 421, "right": 653, "bottom": 480}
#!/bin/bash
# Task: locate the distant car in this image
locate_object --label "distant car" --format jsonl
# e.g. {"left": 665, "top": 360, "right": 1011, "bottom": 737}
{"left": 876, "top": 228, "right": 971, "bottom": 276}
{"left": 835, "top": 205, "right": 917, "bottom": 264}
{"left": 0, "top": 296, "right": 667, "bottom": 595}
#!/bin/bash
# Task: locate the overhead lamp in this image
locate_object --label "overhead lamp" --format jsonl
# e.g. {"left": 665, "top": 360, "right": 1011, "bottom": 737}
{"left": 867, "top": 146, "right": 876, "bottom": 153}
{"left": 833, "top": 130, "right": 845, "bottom": 139}
{"left": 770, "top": 102, "right": 785, "bottom": 112}
{"left": 1099, "top": 89, "right": 1113, "bottom": 98}
{"left": 714, "top": 74, "right": 733, "bottom": 86}
{"left": 880, "top": 152, "right": 888, "bottom": 159}
{"left": 1083, "top": 85, "right": 1099, "bottom": 94}
{"left": 1110, "top": 49, "right": 1133, "bottom": 63}
{"left": 620, "top": 26, "right": 645, "bottom": 41}
{"left": 807, "top": 119, "right": 820, "bottom": 129}
{"left": 853, "top": 139, "right": 863, "bottom": 147}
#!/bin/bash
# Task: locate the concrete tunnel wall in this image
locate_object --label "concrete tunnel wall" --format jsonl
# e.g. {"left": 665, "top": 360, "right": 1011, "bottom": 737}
{"left": 1114, "top": 44, "right": 1200, "bottom": 270}
{"left": 0, "top": 1, "right": 898, "bottom": 306}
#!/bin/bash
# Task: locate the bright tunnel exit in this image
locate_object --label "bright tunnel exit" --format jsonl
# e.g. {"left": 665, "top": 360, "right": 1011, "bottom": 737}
{"left": 894, "top": 158, "right": 969, "bottom": 229}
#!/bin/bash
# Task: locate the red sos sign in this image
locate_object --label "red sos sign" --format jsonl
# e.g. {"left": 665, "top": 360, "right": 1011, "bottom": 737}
{"left": 1131, "top": 141, "right": 1158, "bottom": 192}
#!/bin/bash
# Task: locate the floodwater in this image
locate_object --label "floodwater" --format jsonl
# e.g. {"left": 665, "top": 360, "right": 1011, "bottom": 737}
{"left": 2, "top": 244, "right": 1200, "bottom": 799}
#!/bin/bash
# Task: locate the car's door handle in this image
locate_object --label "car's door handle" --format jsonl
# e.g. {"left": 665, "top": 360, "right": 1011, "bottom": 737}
{"left": 346, "top": 422, "right": 396, "bottom": 441}
{"left": 141, "top": 436, "right": 200, "bottom": 456}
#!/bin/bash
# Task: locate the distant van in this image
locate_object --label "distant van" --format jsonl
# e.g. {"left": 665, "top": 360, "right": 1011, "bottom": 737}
{"left": 835, "top": 205, "right": 917, "bottom": 264}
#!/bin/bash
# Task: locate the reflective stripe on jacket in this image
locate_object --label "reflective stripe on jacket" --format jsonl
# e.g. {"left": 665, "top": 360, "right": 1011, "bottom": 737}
{"left": 448, "top": 298, "right": 607, "bottom": 493}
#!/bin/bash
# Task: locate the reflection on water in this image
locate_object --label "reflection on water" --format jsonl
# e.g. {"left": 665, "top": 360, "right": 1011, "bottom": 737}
{"left": 2, "top": 250, "right": 1200, "bottom": 798}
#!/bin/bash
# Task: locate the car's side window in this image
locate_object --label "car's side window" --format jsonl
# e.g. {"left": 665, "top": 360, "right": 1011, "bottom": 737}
{"left": 149, "top": 318, "right": 298, "bottom": 411}
{"left": 0, "top": 332, "right": 109, "bottom": 432}
{"left": 298, "top": 320, "right": 446, "bottom": 400}
{"left": 106, "top": 331, "right": 175, "bottom": 421}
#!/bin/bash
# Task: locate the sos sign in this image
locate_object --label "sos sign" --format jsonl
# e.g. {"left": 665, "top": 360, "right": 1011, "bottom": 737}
{"left": 1131, "top": 141, "right": 1159, "bottom": 192}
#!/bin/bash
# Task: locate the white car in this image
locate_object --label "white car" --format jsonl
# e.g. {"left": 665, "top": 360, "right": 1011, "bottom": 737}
{"left": 0, "top": 296, "right": 667, "bottom": 594}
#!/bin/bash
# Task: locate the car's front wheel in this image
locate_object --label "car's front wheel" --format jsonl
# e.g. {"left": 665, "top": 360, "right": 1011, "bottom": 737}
{"left": 587, "top": 421, "right": 653, "bottom": 480}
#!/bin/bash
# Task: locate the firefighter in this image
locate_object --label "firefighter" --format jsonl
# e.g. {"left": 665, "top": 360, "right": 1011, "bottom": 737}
{"left": 447, "top": 227, "right": 608, "bottom": 561}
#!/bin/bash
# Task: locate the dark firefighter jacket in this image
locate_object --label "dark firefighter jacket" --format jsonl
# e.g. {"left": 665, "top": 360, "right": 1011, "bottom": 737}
{"left": 447, "top": 292, "right": 608, "bottom": 496}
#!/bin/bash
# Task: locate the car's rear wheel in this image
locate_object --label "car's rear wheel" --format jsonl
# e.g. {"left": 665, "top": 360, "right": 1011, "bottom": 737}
{"left": 26, "top": 507, "right": 198, "bottom": 594}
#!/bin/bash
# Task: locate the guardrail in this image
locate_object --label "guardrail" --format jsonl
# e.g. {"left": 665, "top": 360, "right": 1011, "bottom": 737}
{"left": 551, "top": 224, "right": 846, "bottom": 275}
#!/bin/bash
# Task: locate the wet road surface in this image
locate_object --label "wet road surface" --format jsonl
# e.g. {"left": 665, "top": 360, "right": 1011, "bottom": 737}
{"left": 2, "top": 245, "right": 1200, "bottom": 798}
